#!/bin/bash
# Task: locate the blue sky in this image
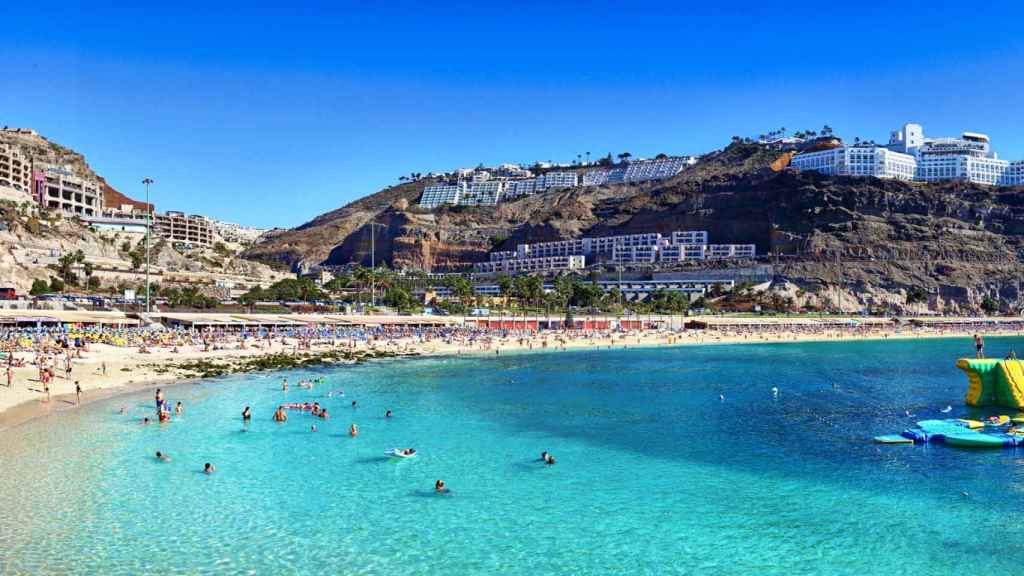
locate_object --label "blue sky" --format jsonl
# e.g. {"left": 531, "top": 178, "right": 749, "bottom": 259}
{"left": 2, "top": 1, "right": 1023, "bottom": 228}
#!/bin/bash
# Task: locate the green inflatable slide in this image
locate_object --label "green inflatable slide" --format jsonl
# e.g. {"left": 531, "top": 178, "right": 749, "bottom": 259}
{"left": 957, "top": 358, "right": 1024, "bottom": 409}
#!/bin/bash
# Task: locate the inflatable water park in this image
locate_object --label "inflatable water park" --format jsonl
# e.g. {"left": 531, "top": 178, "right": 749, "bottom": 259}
{"left": 874, "top": 358, "right": 1024, "bottom": 449}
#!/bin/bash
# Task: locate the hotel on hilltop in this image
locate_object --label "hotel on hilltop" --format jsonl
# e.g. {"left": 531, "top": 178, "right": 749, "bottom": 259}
{"left": 790, "top": 123, "right": 1024, "bottom": 186}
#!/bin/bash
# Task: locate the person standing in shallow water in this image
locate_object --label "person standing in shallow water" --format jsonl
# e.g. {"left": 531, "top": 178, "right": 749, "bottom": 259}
{"left": 975, "top": 334, "right": 985, "bottom": 359}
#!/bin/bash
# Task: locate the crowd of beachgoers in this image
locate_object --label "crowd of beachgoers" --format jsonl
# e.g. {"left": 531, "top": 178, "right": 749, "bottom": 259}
{"left": 1, "top": 318, "right": 1023, "bottom": 427}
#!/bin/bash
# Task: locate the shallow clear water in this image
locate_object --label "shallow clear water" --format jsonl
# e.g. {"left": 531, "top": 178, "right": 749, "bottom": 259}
{"left": 3, "top": 338, "right": 1024, "bottom": 575}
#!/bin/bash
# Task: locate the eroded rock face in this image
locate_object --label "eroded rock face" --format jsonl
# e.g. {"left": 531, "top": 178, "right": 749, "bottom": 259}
{"left": 244, "top": 142, "right": 1024, "bottom": 311}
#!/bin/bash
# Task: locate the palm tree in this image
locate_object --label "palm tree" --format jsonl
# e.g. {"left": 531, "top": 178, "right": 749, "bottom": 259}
{"left": 496, "top": 275, "right": 513, "bottom": 308}
{"left": 352, "top": 266, "right": 373, "bottom": 303}
{"left": 180, "top": 286, "right": 200, "bottom": 308}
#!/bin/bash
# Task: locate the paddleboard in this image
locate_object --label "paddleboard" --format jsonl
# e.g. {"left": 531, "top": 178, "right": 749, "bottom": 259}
{"left": 874, "top": 435, "right": 914, "bottom": 445}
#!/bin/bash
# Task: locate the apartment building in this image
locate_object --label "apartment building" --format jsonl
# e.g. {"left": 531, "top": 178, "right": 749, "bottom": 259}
{"left": 659, "top": 244, "right": 707, "bottom": 262}
{"left": 535, "top": 171, "right": 579, "bottom": 190}
{"left": 515, "top": 232, "right": 662, "bottom": 260}
{"left": 0, "top": 143, "right": 33, "bottom": 194}
{"left": 611, "top": 244, "right": 658, "bottom": 264}
{"left": 496, "top": 164, "right": 532, "bottom": 178}
{"left": 489, "top": 250, "right": 517, "bottom": 262}
{"left": 670, "top": 231, "right": 709, "bottom": 245}
{"left": 477, "top": 229, "right": 754, "bottom": 274}
{"left": 622, "top": 156, "right": 697, "bottom": 182}
{"left": 153, "top": 211, "right": 214, "bottom": 247}
{"left": 581, "top": 157, "right": 696, "bottom": 188}
{"left": 503, "top": 179, "right": 536, "bottom": 199}
{"left": 214, "top": 221, "right": 267, "bottom": 244}
{"left": 36, "top": 166, "right": 104, "bottom": 216}
{"left": 460, "top": 180, "right": 504, "bottom": 206}
{"left": 582, "top": 170, "right": 611, "bottom": 186}
{"left": 1007, "top": 161, "right": 1024, "bottom": 186}
{"left": 706, "top": 244, "right": 756, "bottom": 259}
{"left": 474, "top": 255, "right": 585, "bottom": 274}
{"left": 419, "top": 183, "right": 463, "bottom": 208}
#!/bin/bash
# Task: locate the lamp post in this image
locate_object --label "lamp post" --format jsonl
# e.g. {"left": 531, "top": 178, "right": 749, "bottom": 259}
{"left": 142, "top": 178, "right": 154, "bottom": 313}
{"left": 366, "top": 222, "right": 387, "bottom": 308}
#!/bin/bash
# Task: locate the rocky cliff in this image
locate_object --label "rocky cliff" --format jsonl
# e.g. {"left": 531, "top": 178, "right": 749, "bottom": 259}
{"left": 243, "top": 142, "right": 1024, "bottom": 312}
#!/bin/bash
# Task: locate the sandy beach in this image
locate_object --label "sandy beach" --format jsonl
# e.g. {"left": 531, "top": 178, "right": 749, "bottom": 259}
{"left": 1, "top": 316, "right": 1018, "bottom": 432}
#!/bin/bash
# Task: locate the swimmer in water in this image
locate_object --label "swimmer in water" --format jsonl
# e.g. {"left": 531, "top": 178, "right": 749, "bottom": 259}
{"left": 273, "top": 406, "right": 288, "bottom": 422}
{"left": 719, "top": 394, "right": 725, "bottom": 402}
{"left": 204, "top": 463, "right": 216, "bottom": 474}
{"left": 242, "top": 406, "right": 252, "bottom": 421}
{"left": 351, "top": 400, "right": 357, "bottom": 409}
{"left": 771, "top": 386, "right": 779, "bottom": 398}
{"left": 540, "top": 451, "right": 549, "bottom": 462}
{"left": 311, "top": 424, "right": 317, "bottom": 433}
{"left": 319, "top": 408, "right": 329, "bottom": 420}
{"left": 142, "top": 417, "right": 151, "bottom": 425}
{"left": 349, "top": 423, "right": 358, "bottom": 437}
{"left": 385, "top": 410, "right": 392, "bottom": 418}
{"left": 156, "top": 451, "right": 171, "bottom": 462}
{"left": 544, "top": 453, "right": 556, "bottom": 465}
{"left": 282, "top": 379, "right": 289, "bottom": 391}
{"left": 175, "top": 401, "right": 183, "bottom": 415}
{"left": 435, "top": 480, "right": 447, "bottom": 493}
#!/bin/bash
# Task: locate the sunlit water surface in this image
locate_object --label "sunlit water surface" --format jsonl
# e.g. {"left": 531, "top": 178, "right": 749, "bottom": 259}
{"left": 3, "top": 338, "right": 1024, "bottom": 575}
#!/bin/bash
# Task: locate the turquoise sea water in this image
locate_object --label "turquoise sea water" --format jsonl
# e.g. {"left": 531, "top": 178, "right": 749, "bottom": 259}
{"left": 3, "top": 338, "right": 1024, "bottom": 575}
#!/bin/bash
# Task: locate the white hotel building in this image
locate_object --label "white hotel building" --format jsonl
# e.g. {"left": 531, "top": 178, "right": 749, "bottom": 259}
{"left": 792, "top": 123, "right": 1024, "bottom": 186}
{"left": 789, "top": 145, "right": 917, "bottom": 181}
{"left": 475, "top": 255, "right": 585, "bottom": 274}
{"left": 478, "top": 230, "right": 755, "bottom": 274}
